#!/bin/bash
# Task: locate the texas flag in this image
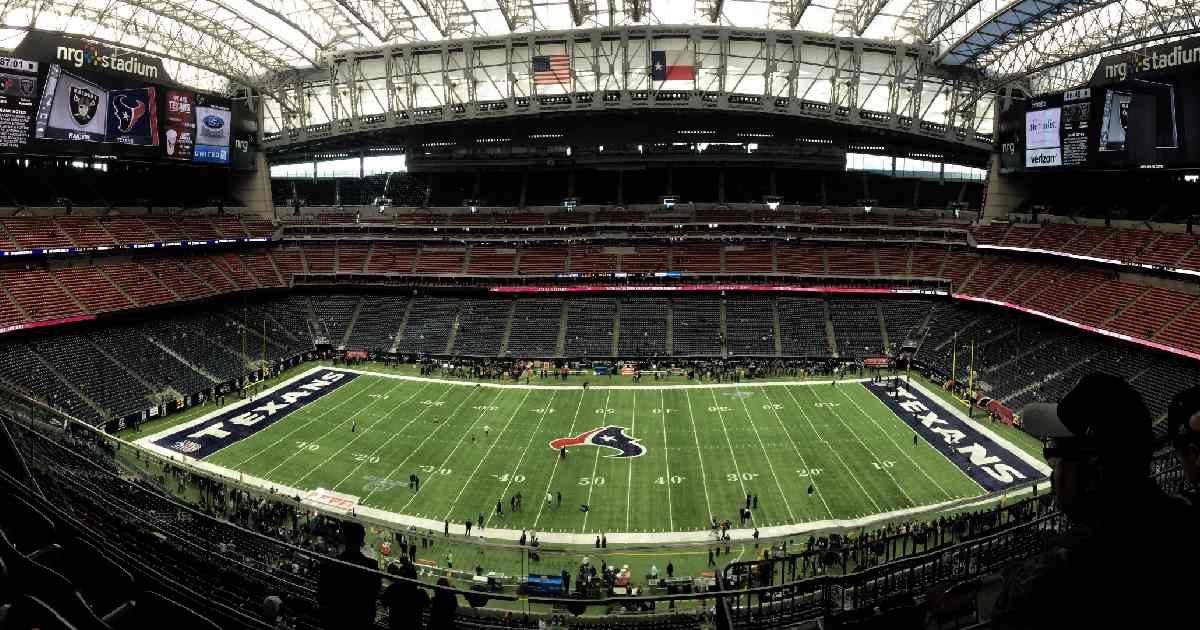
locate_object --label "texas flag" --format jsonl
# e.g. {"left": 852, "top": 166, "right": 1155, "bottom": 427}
{"left": 651, "top": 50, "right": 695, "bottom": 81}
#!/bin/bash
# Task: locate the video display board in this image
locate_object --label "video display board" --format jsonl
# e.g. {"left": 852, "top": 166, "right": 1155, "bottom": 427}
{"left": 0, "top": 32, "right": 252, "bottom": 167}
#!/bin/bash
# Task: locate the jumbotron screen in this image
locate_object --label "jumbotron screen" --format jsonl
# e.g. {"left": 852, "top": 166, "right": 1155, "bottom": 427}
{"left": 0, "top": 31, "right": 253, "bottom": 167}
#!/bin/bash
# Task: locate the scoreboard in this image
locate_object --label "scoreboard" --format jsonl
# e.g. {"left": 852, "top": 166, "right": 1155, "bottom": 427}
{"left": 0, "top": 31, "right": 254, "bottom": 168}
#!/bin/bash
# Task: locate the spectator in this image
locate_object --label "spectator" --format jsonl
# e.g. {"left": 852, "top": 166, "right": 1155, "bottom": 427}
{"left": 428, "top": 577, "right": 458, "bottom": 627}
{"left": 1168, "top": 385, "right": 1200, "bottom": 505}
{"left": 383, "top": 561, "right": 427, "bottom": 630}
{"left": 995, "top": 374, "right": 1196, "bottom": 629}
{"left": 318, "top": 521, "right": 381, "bottom": 629}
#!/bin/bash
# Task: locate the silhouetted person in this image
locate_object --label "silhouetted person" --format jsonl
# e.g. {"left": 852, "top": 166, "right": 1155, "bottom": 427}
{"left": 318, "top": 521, "right": 381, "bottom": 629}
{"left": 383, "top": 561, "right": 427, "bottom": 630}
{"left": 428, "top": 578, "right": 458, "bottom": 627}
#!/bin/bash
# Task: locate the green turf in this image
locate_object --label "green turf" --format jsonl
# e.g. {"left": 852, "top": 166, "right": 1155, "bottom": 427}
{"left": 175, "top": 369, "right": 992, "bottom": 536}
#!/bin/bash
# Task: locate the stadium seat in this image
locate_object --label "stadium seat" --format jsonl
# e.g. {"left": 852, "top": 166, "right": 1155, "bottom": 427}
{"left": 0, "top": 494, "right": 57, "bottom": 558}
{"left": 121, "top": 592, "right": 222, "bottom": 630}
{"left": 0, "top": 594, "right": 84, "bottom": 630}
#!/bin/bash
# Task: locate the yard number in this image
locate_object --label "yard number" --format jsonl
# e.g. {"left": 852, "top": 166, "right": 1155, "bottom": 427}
{"left": 533, "top": 407, "right": 556, "bottom": 414}
{"left": 295, "top": 441, "right": 319, "bottom": 451}
{"left": 651, "top": 408, "right": 676, "bottom": 414}
{"left": 727, "top": 473, "right": 759, "bottom": 482}
{"left": 762, "top": 403, "right": 784, "bottom": 411}
{"left": 578, "top": 476, "right": 606, "bottom": 486}
{"left": 595, "top": 408, "right": 614, "bottom": 414}
{"left": 814, "top": 402, "right": 840, "bottom": 408}
{"left": 871, "top": 461, "right": 896, "bottom": 470}
{"left": 418, "top": 465, "right": 452, "bottom": 475}
{"left": 473, "top": 405, "right": 499, "bottom": 411}
{"left": 708, "top": 406, "right": 731, "bottom": 412}
{"left": 795, "top": 468, "right": 824, "bottom": 477}
{"left": 368, "top": 394, "right": 390, "bottom": 400}
{"left": 421, "top": 400, "right": 445, "bottom": 406}
{"left": 655, "top": 476, "right": 685, "bottom": 485}
{"left": 491, "top": 473, "right": 525, "bottom": 483}
{"left": 351, "top": 452, "right": 380, "bottom": 464}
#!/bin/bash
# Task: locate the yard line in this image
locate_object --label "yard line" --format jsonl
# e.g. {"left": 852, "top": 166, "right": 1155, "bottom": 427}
{"left": 682, "top": 389, "right": 715, "bottom": 525}
{"left": 779, "top": 385, "right": 882, "bottom": 512}
{"left": 757, "top": 388, "right": 834, "bottom": 519}
{"left": 233, "top": 378, "right": 383, "bottom": 467}
{"left": 257, "top": 379, "right": 421, "bottom": 477}
{"left": 362, "top": 386, "right": 499, "bottom": 504}
{"left": 580, "top": 389, "right": 613, "bottom": 532}
{"left": 658, "top": 389, "right": 674, "bottom": 531}
{"left": 328, "top": 383, "right": 482, "bottom": 492}
{"left": 809, "top": 385, "right": 916, "bottom": 506}
{"left": 625, "top": 390, "right": 636, "bottom": 532}
{"left": 484, "top": 391, "right": 558, "bottom": 529}
{"left": 532, "top": 389, "right": 587, "bottom": 529}
{"left": 442, "top": 389, "right": 533, "bottom": 521}
{"left": 836, "top": 385, "right": 954, "bottom": 500}
{"left": 733, "top": 390, "right": 796, "bottom": 523}
{"left": 290, "top": 382, "right": 441, "bottom": 485}
{"left": 707, "top": 389, "right": 752, "bottom": 522}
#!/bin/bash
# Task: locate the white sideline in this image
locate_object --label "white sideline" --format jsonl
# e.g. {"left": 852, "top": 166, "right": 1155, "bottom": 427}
{"left": 130, "top": 366, "right": 1049, "bottom": 546}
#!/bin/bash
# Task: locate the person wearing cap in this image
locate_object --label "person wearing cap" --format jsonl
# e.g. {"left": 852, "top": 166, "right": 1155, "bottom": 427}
{"left": 992, "top": 373, "right": 1195, "bottom": 629}
{"left": 1168, "top": 385, "right": 1200, "bottom": 504}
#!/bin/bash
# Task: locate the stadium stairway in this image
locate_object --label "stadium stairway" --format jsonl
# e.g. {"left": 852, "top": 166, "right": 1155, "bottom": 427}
{"left": 144, "top": 336, "right": 221, "bottom": 385}
{"left": 822, "top": 300, "right": 838, "bottom": 357}
{"left": 664, "top": 300, "right": 674, "bottom": 356}
{"left": 554, "top": 301, "right": 569, "bottom": 356}
{"left": 610, "top": 300, "right": 621, "bottom": 357}
{"left": 497, "top": 301, "right": 516, "bottom": 355}
{"left": 771, "top": 300, "right": 783, "bottom": 355}
{"left": 340, "top": 298, "right": 364, "bottom": 348}
{"left": 84, "top": 336, "right": 156, "bottom": 395}
{"left": 876, "top": 303, "right": 890, "bottom": 353}
{"left": 719, "top": 300, "right": 728, "bottom": 356}
{"left": 389, "top": 300, "right": 414, "bottom": 353}
{"left": 444, "top": 304, "right": 462, "bottom": 354}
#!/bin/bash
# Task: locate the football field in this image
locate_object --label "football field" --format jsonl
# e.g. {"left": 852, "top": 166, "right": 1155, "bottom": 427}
{"left": 138, "top": 367, "right": 1045, "bottom": 539}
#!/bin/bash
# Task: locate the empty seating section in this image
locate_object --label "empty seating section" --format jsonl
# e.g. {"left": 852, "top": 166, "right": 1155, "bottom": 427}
{"left": 506, "top": 300, "right": 563, "bottom": 356}
{"left": 621, "top": 247, "right": 670, "bottom": 274}
{"left": 271, "top": 246, "right": 307, "bottom": 281}
{"left": 51, "top": 267, "right": 131, "bottom": 314}
{"left": 696, "top": 207, "right": 748, "bottom": 223}
{"left": 725, "top": 298, "right": 775, "bottom": 355}
{"left": 366, "top": 243, "right": 418, "bottom": 273}
{"left": 1091, "top": 228, "right": 1159, "bottom": 263}
{"left": 398, "top": 297, "right": 458, "bottom": 354}
{"left": 1025, "top": 270, "right": 1107, "bottom": 316}
{"left": 337, "top": 243, "right": 371, "bottom": 273}
{"left": 1027, "top": 223, "right": 1083, "bottom": 251}
{"left": 940, "top": 251, "right": 980, "bottom": 291}
{"left": 31, "top": 333, "right": 150, "bottom": 418}
{"left": 908, "top": 246, "right": 946, "bottom": 278}
{"left": 188, "top": 257, "right": 237, "bottom": 293}
{"left": 252, "top": 295, "right": 314, "bottom": 350}
{"left": 0, "top": 290, "right": 23, "bottom": 329}
{"left": 142, "top": 217, "right": 186, "bottom": 241}
{"left": 243, "top": 219, "right": 275, "bottom": 238}
{"left": 1059, "top": 226, "right": 1113, "bottom": 257}
{"left": 103, "top": 262, "right": 174, "bottom": 306}
{"left": 417, "top": 248, "right": 466, "bottom": 274}
{"left": 100, "top": 217, "right": 157, "bottom": 244}
{"left": 214, "top": 253, "right": 259, "bottom": 289}
{"left": 1003, "top": 268, "right": 1057, "bottom": 305}
{"left": 345, "top": 296, "right": 405, "bottom": 351}
{"left": 92, "top": 326, "right": 212, "bottom": 395}
{"left": 776, "top": 298, "right": 829, "bottom": 356}
{"left": 875, "top": 245, "right": 911, "bottom": 276}
{"left": 2, "top": 217, "right": 72, "bottom": 249}
{"left": 881, "top": 300, "right": 930, "bottom": 352}
{"left": 982, "top": 263, "right": 1037, "bottom": 301}
{"left": 1, "top": 269, "right": 83, "bottom": 322}
{"left": 1155, "top": 303, "right": 1200, "bottom": 354}
{"left": 619, "top": 298, "right": 669, "bottom": 356}
{"left": 672, "top": 245, "right": 722, "bottom": 273}
{"left": 467, "top": 247, "right": 516, "bottom": 275}
{"left": 998, "top": 226, "right": 1037, "bottom": 248}
{"left": 776, "top": 243, "right": 826, "bottom": 275}
{"left": 723, "top": 245, "right": 774, "bottom": 273}
{"left": 671, "top": 298, "right": 722, "bottom": 356}
{"left": 240, "top": 249, "right": 283, "bottom": 287}
{"left": 311, "top": 295, "right": 361, "bottom": 344}
{"left": 452, "top": 299, "right": 510, "bottom": 355}
{"left": 210, "top": 216, "right": 248, "bottom": 238}
{"left": 178, "top": 217, "right": 220, "bottom": 240}
{"left": 516, "top": 247, "right": 567, "bottom": 274}
{"left": 1141, "top": 233, "right": 1197, "bottom": 268}
{"left": 826, "top": 246, "right": 877, "bottom": 276}
{"left": 1064, "top": 282, "right": 1144, "bottom": 326}
{"left": 142, "top": 259, "right": 212, "bottom": 301}
{"left": 567, "top": 246, "right": 616, "bottom": 273}
{"left": 144, "top": 315, "right": 244, "bottom": 381}
{"left": 564, "top": 298, "right": 615, "bottom": 356}
{"left": 829, "top": 299, "right": 885, "bottom": 359}
{"left": 55, "top": 216, "right": 115, "bottom": 247}
{"left": 1107, "top": 287, "right": 1192, "bottom": 341}
{"left": 958, "top": 259, "right": 1017, "bottom": 296}
{"left": 0, "top": 342, "right": 97, "bottom": 421}
{"left": 971, "top": 225, "right": 1009, "bottom": 246}
{"left": 303, "top": 243, "right": 337, "bottom": 273}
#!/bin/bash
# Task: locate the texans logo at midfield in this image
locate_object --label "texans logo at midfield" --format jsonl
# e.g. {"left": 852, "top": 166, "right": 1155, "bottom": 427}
{"left": 550, "top": 425, "right": 645, "bottom": 458}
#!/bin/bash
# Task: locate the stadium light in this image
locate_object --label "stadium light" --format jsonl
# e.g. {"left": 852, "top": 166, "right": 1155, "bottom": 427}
{"left": 462, "top": 198, "right": 480, "bottom": 213}
{"left": 660, "top": 195, "right": 677, "bottom": 210}
{"left": 373, "top": 196, "right": 392, "bottom": 214}
{"left": 763, "top": 195, "right": 783, "bottom": 211}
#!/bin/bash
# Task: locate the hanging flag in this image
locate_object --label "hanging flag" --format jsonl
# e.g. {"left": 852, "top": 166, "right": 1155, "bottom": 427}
{"left": 651, "top": 50, "right": 695, "bottom": 81}
{"left": 532, "top": 55, "right": 571, "bottom": 87}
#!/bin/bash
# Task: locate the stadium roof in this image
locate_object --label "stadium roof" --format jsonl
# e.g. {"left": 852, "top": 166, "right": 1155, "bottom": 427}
{"left": 2, "top": 0, "right": 1197, "bottom": 94}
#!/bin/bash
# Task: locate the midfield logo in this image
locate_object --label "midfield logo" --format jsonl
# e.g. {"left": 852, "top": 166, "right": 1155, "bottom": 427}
{"left": 550, "top": 425, "right": 645, "bottom": 458}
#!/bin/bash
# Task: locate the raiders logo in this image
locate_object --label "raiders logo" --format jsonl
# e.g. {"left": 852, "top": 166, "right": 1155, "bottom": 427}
{"left": 112, "top": 94, "right": 147, "bottom": 133}
{"left": 550, "top": 425, "right": 645, "bottom": 458}
{"left": 70, "top": 86, "right": 99, "bottom": 126}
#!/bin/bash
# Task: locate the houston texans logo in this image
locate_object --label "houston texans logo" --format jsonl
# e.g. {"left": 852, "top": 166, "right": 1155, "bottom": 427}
{"left": 112, "top": 94, "right": 147, "bottom": 133}
{"left": 549, "top": 425, "right": 645, "bottom": 458}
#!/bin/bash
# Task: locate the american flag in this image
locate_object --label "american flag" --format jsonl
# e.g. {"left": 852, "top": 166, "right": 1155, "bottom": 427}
{"left": 532, "top": 55, "right": 571, "bottom": 87}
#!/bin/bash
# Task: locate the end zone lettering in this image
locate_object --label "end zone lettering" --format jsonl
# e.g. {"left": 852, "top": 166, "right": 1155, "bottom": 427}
{"left": 151, "top": 369, "right": 357, "bottom": 459}
{"left": 865, "top": 382, "right": 1045, "bottom": 492}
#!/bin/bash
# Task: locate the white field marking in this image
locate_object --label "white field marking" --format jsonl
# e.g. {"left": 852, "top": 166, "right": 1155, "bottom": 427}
{"left": 532, "top": 389, "right": 588, "bottom": 529}
{"left": 809, "top": 385, "right": 916, "bottom": 507}
{"left": 842, "top": 384, "right": 963, "bottom": 499}
{"left": 733, "top": 389, "right": 796, "bottom": 523}
{"left": 261, "top": 378, "right": 418, "bottom": 479}
{"left": 136, "top": 364, "right": 328, "bottom": 446}
{"left": 906, "top": 379, "right": 1051, "bottom": 476}
{"left": 329, "top": 382, "right": 481, "bottom": 492}
{"left": 320, "top": 366, "right": 859, "bottom": 390}
{"left": 484, "top": 390, "right": 558, "bottom": 529}
{"left": 362, "top": 386, "right": 499, "bottom": 504}
{"left": 580, "top": 388, "right": 613, "bottom": 533}
{"left": 779, "top": 385, "right": 882, "bottom": 513}
{"left": 682, "top": 389, "right": 715, "bottom": 524}
{"left": 707, "top": 388, "right": 751, "bottom": 522}
{"left": 625, "top": 390, "right": 636, "bottom": 532}
{"left": 383, "top": 387, "right": 503, "bottom": 508}
{"left": 229, "top": 375, "right": 384, "bottom": 468}
{"left": 291, "top": 381, "right": 441, "bottom": 485}
{"left": 442, "top": 389, "right": 534, "bottom": 521}
{"left": 756, "top": 387, "right": 834, "bottom": 519}
{"left": 659, "top": 389, "right": 674, "bottom": 531}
